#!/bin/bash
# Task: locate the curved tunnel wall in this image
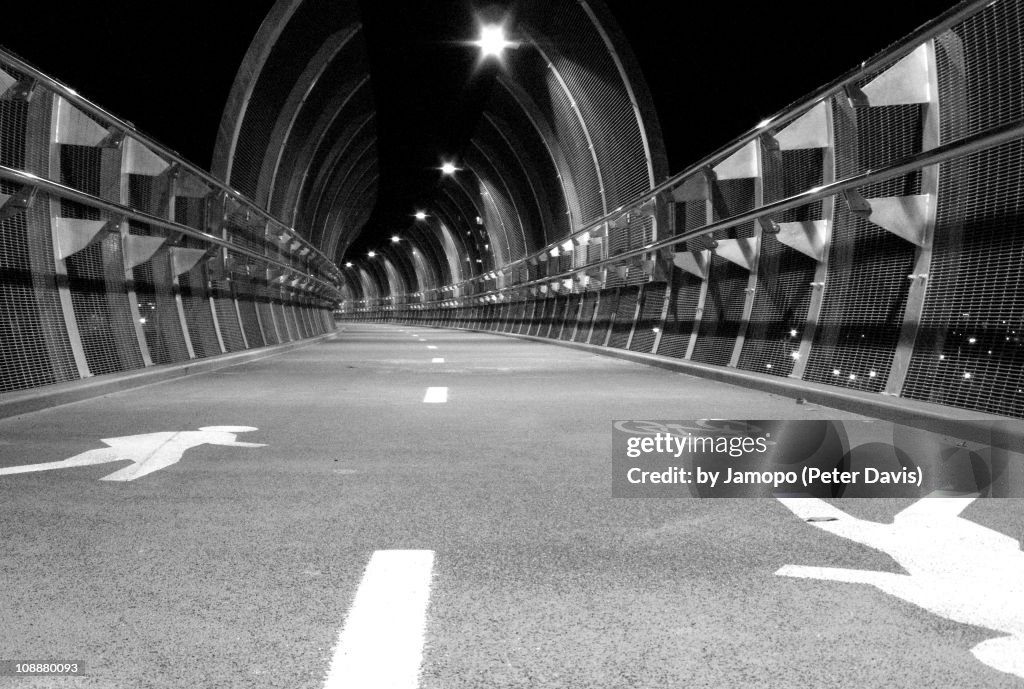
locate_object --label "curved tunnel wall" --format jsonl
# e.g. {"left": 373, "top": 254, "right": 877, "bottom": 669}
{"left": 214, "top": 0, "right": 668, "bottom": 305}
{"left": 348, "top": 0, "right": 1024, "bottom": 422}
{"left": 212, "top": 0, "right": 376, "bottom": 268}
{"left": 0, "top": 48, "right": 340, "bottom": 399}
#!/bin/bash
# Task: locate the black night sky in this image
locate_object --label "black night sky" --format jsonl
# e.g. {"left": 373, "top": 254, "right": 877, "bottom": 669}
{"left": 1, "top": 0, "right": 954, "bottom": 241}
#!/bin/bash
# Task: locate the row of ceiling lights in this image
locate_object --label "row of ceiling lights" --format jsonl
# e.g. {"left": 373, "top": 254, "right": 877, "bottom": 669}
{"left": 343, "top": 23, "right": 512, "bottom": 269}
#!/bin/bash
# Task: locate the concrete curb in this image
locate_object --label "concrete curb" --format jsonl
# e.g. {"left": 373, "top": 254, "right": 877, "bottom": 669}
{"left": 361, "top": 322, "right": 1024, "bottom": 450}
{"left": 0, "top": 332, "right": 338, "bottom": 420}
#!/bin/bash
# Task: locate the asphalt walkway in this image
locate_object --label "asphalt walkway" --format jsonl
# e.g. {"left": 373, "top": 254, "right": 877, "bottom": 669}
{"left": 1, "top": 323, "right": 1021, "bottom": 688}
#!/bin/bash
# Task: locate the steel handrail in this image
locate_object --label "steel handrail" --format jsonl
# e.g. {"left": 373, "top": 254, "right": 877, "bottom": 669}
{"left": 0, "top": 164, "right": 342, "bottom": 298}
{"left": 0, "top": 47, "right": 342, "bottom": 282}
{"left": 380, "top": 115, "right": 1024, "bottom": 305}
{"left": 427, "top": 0, "right": 992, "bottom": 295}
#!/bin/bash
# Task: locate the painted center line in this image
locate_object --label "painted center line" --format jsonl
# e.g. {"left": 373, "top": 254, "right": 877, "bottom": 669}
{"left": 423, "top": 387, "right": 448, "bottom": 403}
{"left": 323, "top": 550, "right": 435, "bottom": 689}
{"left": 431, "top": 358, "right": 445, "bottom": 363}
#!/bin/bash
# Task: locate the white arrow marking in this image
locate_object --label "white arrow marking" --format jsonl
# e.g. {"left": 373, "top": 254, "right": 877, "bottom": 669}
{"left": 777, "top": 496, "right": 1024, "bottom": 679}
{"left": 0, "top": 426, "right": 265, "bottom": 482}
{"left": 324, "top": 550, "right": 435, "bottom": 689}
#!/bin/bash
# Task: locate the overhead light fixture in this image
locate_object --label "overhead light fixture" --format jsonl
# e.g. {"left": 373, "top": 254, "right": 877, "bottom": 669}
{"left": 345, "top": 262, "right": 353, "bottom": 268}
{"left": 367, "top": 251, "right": 376, "bottom": 258}
{"left": 475, "top": 24, "right": 514, "bottom": 59}
{"left": 391, "top": 235, "right": 401, "bottom": 243}
{"left": 414, "top": 211, "right": 427, "bottom": 221}
{"left": 440, "top": 162, "right": 459, "bottom": 176}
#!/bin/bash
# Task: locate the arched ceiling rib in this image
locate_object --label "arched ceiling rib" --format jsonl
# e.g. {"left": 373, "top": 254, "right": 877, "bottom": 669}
{"left": 216, "top": 0, "right": 667, "bottom": 303}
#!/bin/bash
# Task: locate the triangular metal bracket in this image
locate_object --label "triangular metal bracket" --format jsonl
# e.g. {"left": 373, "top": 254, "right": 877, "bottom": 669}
{"left": 714, "top": 237, "right": 758, "bottom": 271}
{"left": 124, "top": 235, "right": 167, "bottom": 269}
{"left": 53, "top": 217, "right": 109, "bottom": 261}
{"left": 843, "top": 189, "right": 873, "bottom": 219}
{"left": 774, "top": 220, "right": 829, "bottom": 261}
{"left": 174, "top": 170, "right": 211, "bottom": 198}
{"left": 0, "top": 185, "right": 38, "bottom": 219}
{"left": 0, "top": 68, "right": 16, "bottom": 99}
{"left": 864, "top": 195, "right": 932, "bottom": 246}
{"left": 673, "top": 249, "right": 710, "bottom": 280}
{"left": 861, "top": 44, "right": 933, "bottom": 106}
{"left": 712, "top": 140, "right": 759, "bottom": 180}
{"left": 123, "top": 136, "right": 170, "bottom": 176}
{"left": 170, "top": 247, "right": 209, "bottom": 275}
{"left": 1, "top": 74, "right": 36, "bottom": 102}
{"left": 774, "top": 101, "right": 830, "bottom": 150}
{"left": 54, "top": 96, "right": 109, "bottom": 146}
{"left": 672, "top": 169, "right": 711, "bottom": 203}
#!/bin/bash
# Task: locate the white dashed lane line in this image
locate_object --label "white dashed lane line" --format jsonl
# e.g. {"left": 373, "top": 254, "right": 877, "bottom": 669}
{"left": 323, "top": 550, "right": 435, "bottom": 689}
{"left": 422, "top": 387, "right": 448, "bottom": 403}
{"left": 427, "top": 345, "right": 438, "bottom": 350}
{"left": 431, "top": 358, "right": 444, "bottom": 363}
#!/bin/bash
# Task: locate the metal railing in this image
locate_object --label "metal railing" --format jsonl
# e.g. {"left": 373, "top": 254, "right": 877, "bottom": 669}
{"left": 0, "top": 46, "right": 342, "bottom": 394}
{"left": 349, "top": 0, "right": 1024, "bottom": 420}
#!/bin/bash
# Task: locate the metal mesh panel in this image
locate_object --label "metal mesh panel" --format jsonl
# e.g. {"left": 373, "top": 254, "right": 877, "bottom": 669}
{"left": 129, "top": 225, "right": 189, "bottom": 366}
{"left": 65, "top": 235, "right": 144, "bottom": 375}
{"left": 690, "top": 256, "right": 747, "bottom": 365}
{"left": 604, "top": 265, "right": 624, "bottom": 289}
{"left": 476, "top": 165, "right": 526, "bottom": 264}
{"left": 903, "top": 140, "right": 1024, "bottom": 417}
{"left": 178, "top": 263, "right": 221, "bottom": 358}
{"left": 737, "top": 234, "right": 816, "bottom": 377}
{"left": 257, "top": 290, "right": 280, "bottom": 345}
{"left": 547, "top": 295, "right": 567, "bottom": 338}
{"left": 629, "top": 283, "right": 666, "bottom": 353}
{"left": 173, "top": 194, "right": 209, "bottom": 232}
{"left": 58, "top": 143, "right": 103, "bottom": 198}
{"left": 833, "top": 99, "right": 923, "bottom": 199}
{"left": 608, "top": 285, "right": 639, "bottom": 349}
{"left": 127, "top": 173, "right": 171, "bottom": 218}
{"left": 299, "top": 303, "right": 315, "bottom": 336}
{"left": 227, "top": 0, "right": 361, "bottom": 201}
{"left": 517, "top": 49, "right": 605, "bottom": 224}
{"left": 712, "top": 178, "right": 757, "bottom": 238}
{"left": 560, "top": 294, "right": 581, "bottom": 341}
{"left": 674, "top": 199, "right": 707, "bottom": 237}
{"left": 535, "top": 0, "right": 651, "bottom": 209}
{"left": 521, "top": 299, "right": 539, "bottom": 335}
{"left": 938, "top": 1, "right": 1024, "bottom": 144}
{"left": 274, "top": 299, "right": 294, "bottom": 341}
{"left": 657, "top": 266, "right": 703, "bottom": 359}
{"left": 609, "top": 215, "right": 654, "bottom": 258}
{"left": 803, "top": 205, "right": 915, "bottom": 391}
{"left": 525, "top": 298, "right": 542, "bottom": 336}
{"left": 234, "top": 278, "right": 265, "bottom": 348}
{"left": 484, "top": 93, "right": 571, "bottom": 245}
{"left": 0, "top": 86, "right": 29, "bottom": 170}
{"left": 802, "top": 96, "right": 922, "bottom": 391}
{"left": 511, "top": 299, "right": 527, "bottom": 334}
{"left": 0, "top": 192, "right": 77, "bottom": 391}
{"left": 590, "top": 288, "right": 618, "bottom": 345}
{"left": 211, "top": 280, "right": 247, "bottom": 352}
{"left": 574, "top": 292, "right": 598, "bottom": 343}
{"left": 291, "top": 303, "right": 308, "bottom": 339}
{"left": 763, "top": 149, "right": 826, "bottom": 223}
